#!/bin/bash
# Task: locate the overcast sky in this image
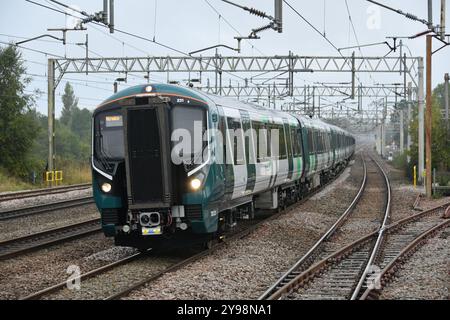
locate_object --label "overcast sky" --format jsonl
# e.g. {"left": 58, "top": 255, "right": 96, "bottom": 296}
{"left": 1, "top": 0, "right": 449, "bottom": 117}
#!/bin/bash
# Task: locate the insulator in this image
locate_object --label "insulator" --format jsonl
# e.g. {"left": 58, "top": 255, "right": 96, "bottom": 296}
{"left": 405, "top": 13, "right": 419, "bottom": 21}
{"left": 248, "top": 7, "right": 269, "bottom": 19}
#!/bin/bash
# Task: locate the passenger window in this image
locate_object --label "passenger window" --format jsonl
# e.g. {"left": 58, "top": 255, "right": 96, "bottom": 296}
{"left": 266, "top": 123, "right": 272, "bottom": 159}
{"left": 279, "top": 124, "right": 287, "bottom": 160}
{"left": 291, "top": 127, "right": 301, "bottom": 158}
{"left": 226, "top": 117, "right": 245, "bottom": 165}
{"left": 308, "top": 129, "right": 315, "bottom": 154}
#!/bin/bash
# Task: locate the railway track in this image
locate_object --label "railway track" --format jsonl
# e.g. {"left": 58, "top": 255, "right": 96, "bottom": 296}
{"left": 289, "top": 204, "right": 450, "bottom": 301}
{"left": 259, "top": 153, "right": 387, "bottom": 300}
{"left": 0, "top": 183, "right": 91, "bottom": 202}
{"left": 263, "top": 187, "right": 449, "bottom": 299}
{"left": 0, "top": 197, "right": 94, "bottom": 221}
{"left": 22, "top": 218, "right": 271, "bottom": 300}
{"left": 22, "top": 156, "right": 359, "bottom": 300}
{"left": 0, "top": 218, "right": 101, "bottom": 260}
{"left": 21, "top": 251, "right": 143, "bottom": 300}
{"left": 358, "top": 202, "right": 450, "bottom": 299}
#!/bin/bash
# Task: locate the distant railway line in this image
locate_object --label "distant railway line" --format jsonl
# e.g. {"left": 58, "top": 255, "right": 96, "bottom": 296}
{"left": 0, "top": 218, "right": 101, "bottom": 260}
{"left": 0, "top": 197, "right": 94, "bottom": 221}
{"left": 0, "top": 184, "right": 91, "bottom": 202}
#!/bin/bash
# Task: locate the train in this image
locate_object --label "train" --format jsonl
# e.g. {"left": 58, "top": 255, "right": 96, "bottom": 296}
{"left": 91, "top": 83, "right": 355, "bottom": 249}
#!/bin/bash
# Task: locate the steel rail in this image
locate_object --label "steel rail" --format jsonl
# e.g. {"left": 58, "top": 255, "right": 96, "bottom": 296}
{"left": 0, "top": 218, "right": 101, "bottom": 260}
{"left": 0, "top": 197, "right": 94, "bottom": 221}
{"left": 265, "top": 199, "right": 449, "bottom": 300}
{"left": 263, "top": 152, "right": 391, "bottom": 300}
{"left": 258, "top": 154, "right": 367, "bottom": 300}
{"left": 0, "top": 183, "right": 91, "bottom": 202}
{"left": 350, "top": 155, "right": 391, "bottom": 300}
{"left": 360, "top": 218, "right": 450, "bottom": 300}
{"left": 21, "top": 251, "right": 143, "bottom": 300}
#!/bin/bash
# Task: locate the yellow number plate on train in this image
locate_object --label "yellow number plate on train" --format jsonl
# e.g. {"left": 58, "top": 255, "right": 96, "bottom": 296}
{"left": 142, "top": 226, "right": 162, "bottom": 236}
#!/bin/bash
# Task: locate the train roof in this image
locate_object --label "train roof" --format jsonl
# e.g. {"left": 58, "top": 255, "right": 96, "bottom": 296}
{"left": 98, "top": 84, "right": 353, "bottom": 138}
{"left": 98, "top": 83, "right": 210, "bottom": 108}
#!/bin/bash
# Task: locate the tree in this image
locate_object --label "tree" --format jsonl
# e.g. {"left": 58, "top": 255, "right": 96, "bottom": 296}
{"left": 60, "top": 82, "right": 79, "bottom": 126}
{"left": 70, "top": 107, "right": 92, "bottom": 142}
{"left": 0, "top": 45, "right": 40, "bottom": 176}
{"left": 433, "top": 81, "right": 450, "bottom": 113}
{"left": 407, "top": 89, "right": 450, "bottom": 178}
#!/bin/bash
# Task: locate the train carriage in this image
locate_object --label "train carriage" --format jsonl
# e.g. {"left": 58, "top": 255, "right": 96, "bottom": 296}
{"left": 92, "top": 84, "right": 355, "bottom": 249}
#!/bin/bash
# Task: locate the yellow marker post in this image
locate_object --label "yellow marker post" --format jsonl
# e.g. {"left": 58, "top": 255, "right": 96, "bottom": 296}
{"left": 45, "top": 171, "right": 54, "bottom": 182}
{"left": 45, "top": 171, "right": 54, "bottom": 187}
{"left": 413, "top": 166, "right": 417, "bottom": 189}
{"left": 55, "top": 171, "right": 63, "bottom": 186}
{"left": 55, "top": 171, "right": 63, "bottom": 181}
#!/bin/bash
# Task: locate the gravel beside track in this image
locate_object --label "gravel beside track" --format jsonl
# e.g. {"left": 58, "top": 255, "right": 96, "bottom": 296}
{"left": 122, "top": 157, "right": 365, "bottom": 300}
{"left": 40, "top": 250, "right": 195, "bottom": 300}
{"left": 378, "top": 225, "right": 449, "bottom": 300}
{"left": 0, "top": 233, "right": 118, "bottom": 300}
{"left": 418, "top": 196, "right": 450, "bottom": 211}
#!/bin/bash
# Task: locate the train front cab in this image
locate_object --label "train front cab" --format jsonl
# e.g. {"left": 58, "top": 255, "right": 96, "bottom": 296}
{"left": 91, "top": 85, "right": 222, "bottom": 249}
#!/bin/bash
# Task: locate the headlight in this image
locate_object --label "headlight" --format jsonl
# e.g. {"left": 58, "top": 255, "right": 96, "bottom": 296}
{"left": 101, "top": 182, "right": 112, "bottom": 193}
{"left": 190, "top": 178, "right": 202, "bottom": 191}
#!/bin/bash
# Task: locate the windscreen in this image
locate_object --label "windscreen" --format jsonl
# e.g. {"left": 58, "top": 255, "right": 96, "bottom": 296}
{"left": 171, "top": 105, "right": 207, "bottom": 170}
{"left": 95, "top": 111, "right": 125, "bottom": 160}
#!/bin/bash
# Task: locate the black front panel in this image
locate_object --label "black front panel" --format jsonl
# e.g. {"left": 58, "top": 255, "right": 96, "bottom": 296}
{"left": 127, "top": 108, "right": 163, "bottom": 203}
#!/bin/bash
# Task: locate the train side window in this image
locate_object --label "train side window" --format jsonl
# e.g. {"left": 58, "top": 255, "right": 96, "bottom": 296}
{"left": 307, "top": 128, "right": 315, "bottom": 154}
{"left": 266, "top": 123, "right": 272, "bottom": 160}
{"left": 217, "top": 113, "right": 227, "bottom": 164}
{"left": 298, "top": 128, "right": 303, "bottom": 157}
{"left": 279, "top": 123, "right": 287, "bottom": 160}
{"left": 241, "top": 114, "right": 254, "bottom": 165}
{"left": 251, "top": 120, "right": 259, "bottom": 163}
{"left": 253, "top": 121, "right": 269, "bottom": 162}
{"left": 327, "top": 132, "right": 331, "bottom": 151}
{"left": 284, "top": 123, "right": 292, "bottom": 160}
{"left": 318, "top": 131, "right": 322, "bottom": 153}
{"left": 253, "top": 121, "right": 268, "bottom": 163}
{"left": 226, "top": 117, "right": 245, "bottom": 165}
{"left": 315, "top": 130, "right": 320, "bottom": 153}
{"left": 318, "top": 130, "right": 322, "bottom": 153}
{"left": 291, "top": 126, "right": 301, "bottom": 158}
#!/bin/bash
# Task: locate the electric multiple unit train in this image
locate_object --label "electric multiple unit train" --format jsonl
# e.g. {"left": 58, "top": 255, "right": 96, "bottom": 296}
{"left": 92, "top": 84, "right": 355, "bottom": 249}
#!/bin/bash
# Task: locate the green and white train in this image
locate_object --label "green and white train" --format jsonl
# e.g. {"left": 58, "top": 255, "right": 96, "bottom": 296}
{"left": 92, "top": 84, "right": 355, "bottom": 249}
